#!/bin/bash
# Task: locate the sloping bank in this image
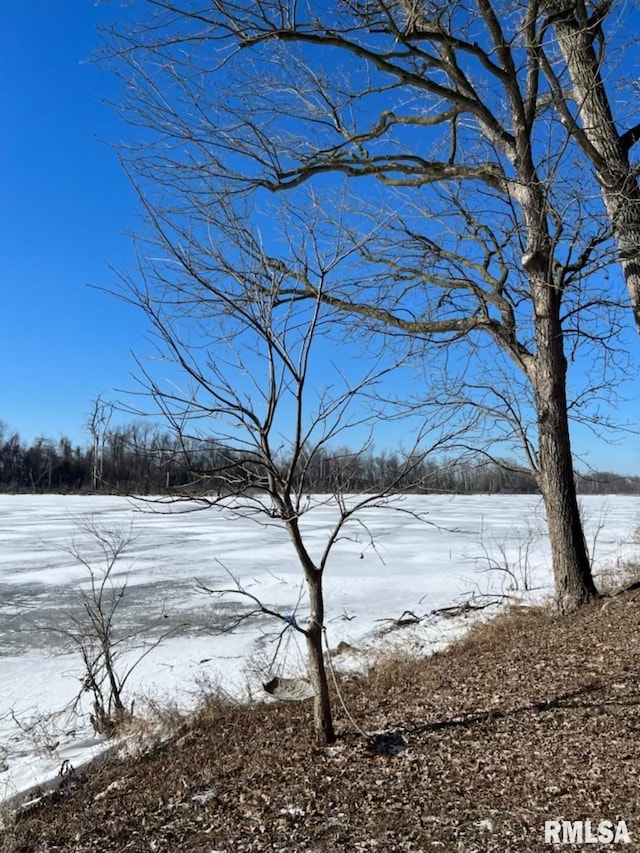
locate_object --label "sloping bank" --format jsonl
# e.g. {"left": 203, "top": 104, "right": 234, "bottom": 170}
{"left": 3, "top": 589, "right": 640, "bottom": 851}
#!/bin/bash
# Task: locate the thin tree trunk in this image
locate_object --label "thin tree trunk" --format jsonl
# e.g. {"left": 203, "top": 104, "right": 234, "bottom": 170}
{"left": 284, "top": 513, "right": 336, "bottom": 745}
{"left": 305, "top": 570, "right": 335, "bottom": 745}
{"left": 532, "top": 307, "right": 598, "bottom": 614}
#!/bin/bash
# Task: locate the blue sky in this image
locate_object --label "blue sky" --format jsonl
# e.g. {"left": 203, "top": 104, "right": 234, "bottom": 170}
{"left": 1, "top": 2, "right": 142, "bottom": 447}
{"left": 2, "top": 2, "right": 640, "bottom": 474}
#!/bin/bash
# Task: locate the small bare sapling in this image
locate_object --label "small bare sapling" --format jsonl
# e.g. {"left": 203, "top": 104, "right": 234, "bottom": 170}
{"left": 52, "top": 517, "right": 179, "bottom": 736}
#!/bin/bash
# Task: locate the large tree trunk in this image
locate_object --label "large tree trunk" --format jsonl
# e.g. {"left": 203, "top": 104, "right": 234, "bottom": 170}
{"left": 513, "top": 129, "right": 598, "bottom": 613}
{"left": 531, "top": 305, "right": 598, "bottom": 614}
{"left": 305, "top": 570, "right": 335, "bottom": 745}
{"left": 549, "top": 9, "right": 640, "bottom": 332}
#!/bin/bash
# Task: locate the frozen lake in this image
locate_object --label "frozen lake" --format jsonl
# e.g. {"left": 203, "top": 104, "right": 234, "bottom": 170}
{"left": 1, "top": 493, "right": 639, "bottom": 805}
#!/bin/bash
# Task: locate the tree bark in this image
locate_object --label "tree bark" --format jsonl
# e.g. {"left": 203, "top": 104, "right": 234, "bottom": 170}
{"left": 530, "top": 302, "right": 598, "bottom": 614}
{"left": 284, "top": 512, "right": 335, "bottom": 744}
{"left": 549, "top": 10, "right": 640, "bottom": 332}
{"left": 305, "top": 570, "right": 335, "bottom": 745}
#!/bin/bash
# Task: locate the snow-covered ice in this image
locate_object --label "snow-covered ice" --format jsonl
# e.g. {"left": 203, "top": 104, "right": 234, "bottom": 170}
{"left": 1, "top": 492, "right": 639, "bottom": 806}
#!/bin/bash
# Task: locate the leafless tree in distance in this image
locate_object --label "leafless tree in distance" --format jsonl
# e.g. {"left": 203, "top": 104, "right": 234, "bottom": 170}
{"left": 86, "top": 395, "right": 113, "bottom": 492}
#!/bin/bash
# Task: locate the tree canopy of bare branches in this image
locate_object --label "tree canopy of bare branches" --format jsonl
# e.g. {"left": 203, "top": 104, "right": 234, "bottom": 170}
{"left": 96, "top": 0, "right": 640, "bottom": 613}
{"left": 107, "top": 185, "right": 475, "bottom": 742}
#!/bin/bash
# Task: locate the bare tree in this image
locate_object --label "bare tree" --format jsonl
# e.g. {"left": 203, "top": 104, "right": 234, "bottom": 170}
{"left": 86, "top": 395, "right": 113, "bottom": 492}
{"left": 96, "top": 0, "right": 639, "bottom": 613}
{"left": 108, "top": 200, "right": 470, "bottom": 744}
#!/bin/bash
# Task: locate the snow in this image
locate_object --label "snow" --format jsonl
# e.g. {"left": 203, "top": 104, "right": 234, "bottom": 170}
{"left": 1, "top": 493, "right": 639, "bottom": 807}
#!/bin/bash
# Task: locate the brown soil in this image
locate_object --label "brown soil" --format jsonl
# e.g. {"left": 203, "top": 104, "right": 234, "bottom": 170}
{"left": 3, "top": 591, "right": 640, "bottom": 852}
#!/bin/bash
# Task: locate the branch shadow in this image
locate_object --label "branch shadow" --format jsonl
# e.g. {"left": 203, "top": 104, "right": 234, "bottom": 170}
{"left": 360, "top": 680, "right": 640, "bottom": 753}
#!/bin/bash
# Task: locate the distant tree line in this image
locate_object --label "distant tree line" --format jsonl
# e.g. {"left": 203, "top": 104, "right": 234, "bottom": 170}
{"left": 0, "top": 420, "right": 638, "bottom": 496}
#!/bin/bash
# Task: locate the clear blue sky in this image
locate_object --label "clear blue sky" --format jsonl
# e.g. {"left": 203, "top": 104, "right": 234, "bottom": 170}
{"left": 1, "top": 2, "right": 640, "bottom": 474}
{"left": 1, "top": 2, "right": 142, "bottom": 447}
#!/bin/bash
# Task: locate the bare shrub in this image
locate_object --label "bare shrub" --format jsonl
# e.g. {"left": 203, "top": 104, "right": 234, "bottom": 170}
{"left": 591, "top": 518, "right": 640, "bottom": 596}
{"left": 50, "top": 517, "right": 181, "bottom": 736}
{"left": 467, "top": 518, "right": 544, "bottom": 598}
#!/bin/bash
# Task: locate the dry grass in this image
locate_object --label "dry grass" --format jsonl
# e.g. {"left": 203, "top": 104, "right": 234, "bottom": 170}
{"left": 595, "top": 524, "right": 640, "bottom": 596}
{"left": 597, "top": 559, "right": 640, "bottom": 597}
{"left": 4, "top": 590, "right": 640, "bottom": 851}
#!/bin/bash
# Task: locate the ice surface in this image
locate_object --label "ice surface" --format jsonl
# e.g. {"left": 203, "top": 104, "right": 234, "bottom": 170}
{"left": 0, "top": 492, "right": 638, "bottom": 806}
